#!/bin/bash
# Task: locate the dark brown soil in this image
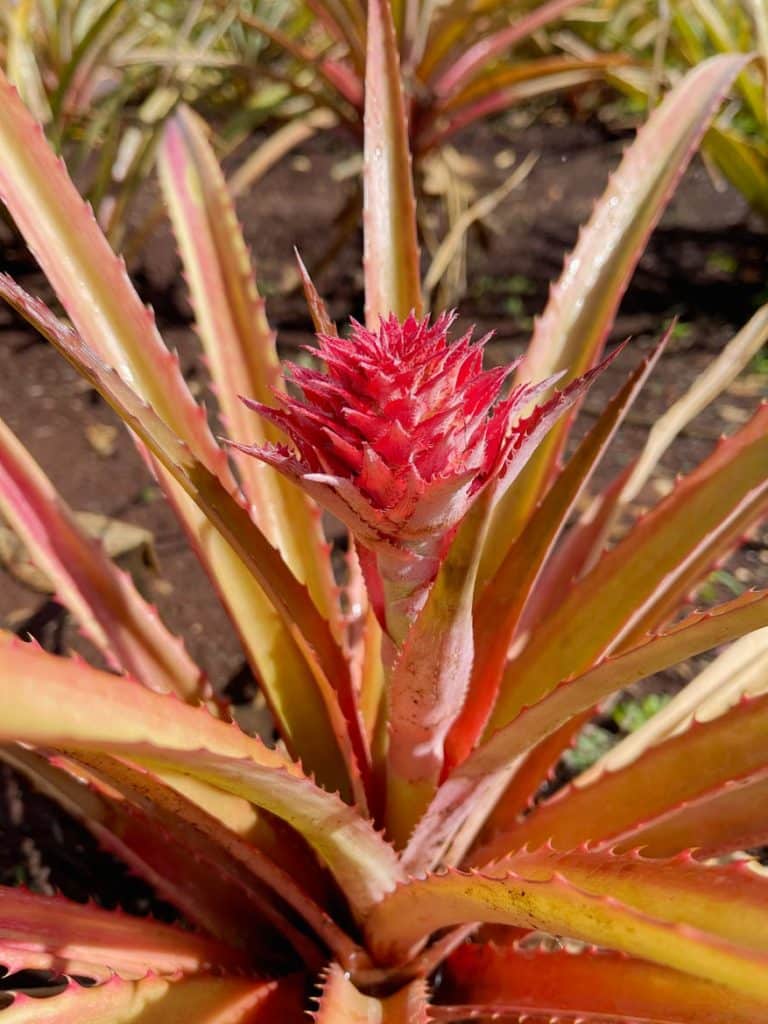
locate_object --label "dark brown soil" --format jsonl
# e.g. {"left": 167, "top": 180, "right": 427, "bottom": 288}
{"left": 0, "top": 107, "right": 766, "bottom": 906}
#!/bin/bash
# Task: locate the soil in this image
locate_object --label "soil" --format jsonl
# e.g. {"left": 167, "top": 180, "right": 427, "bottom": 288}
{"left": 0, "top": 105, "right": 766, "bottom": 910}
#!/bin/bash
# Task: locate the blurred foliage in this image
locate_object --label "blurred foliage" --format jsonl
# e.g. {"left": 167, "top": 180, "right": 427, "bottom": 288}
{"left": 0, "top": 0, "right": 303, "bottom": 249}
{"left": 565, "top": 692, "right": 673, "bottom": 773}
{"left": 558, "top": 0, "right": 768, "bottom": 219}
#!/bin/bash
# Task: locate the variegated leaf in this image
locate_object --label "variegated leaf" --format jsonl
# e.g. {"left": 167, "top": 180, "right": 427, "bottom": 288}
{"left": 405, "top": 589, "right": 768, "bottom": 871}
{"left": 0, "top": 75, "right": 361, "bottom": 800}
{"left": 386, "top": 496, "right": 490, "bottom": 845}
{"left": 0, "top": 639, "right": 403, "bottom": 920}
{"left": 431, "top": 0, "right": 591, "bottom": 98}
{"left": 0, "top": 276, "right": 368, "bottom": 806}
{"left": 489, "top": 403, "right": 768, "bottom": 732}
{"left": 159, "top": 106, "right": 339, "bottom": 630}
{"left": 0, "top": 973, "right": 297, "bottom": 1024}
{"left": 69, "top": 751, "right": 361, "bottom": 969}
{"left": 438, "top": 941, "right": 768, "bottom": 1023}
{"left": 0, "top": 886, "right": 240, "bottom": 978}
{"left": 366, "top": 847, "right": 768, "bottom": 1001}
{"left": 493, "top": 688, "right": 768, "bottom": 859}
{"left": 447, "top": 337, "right": 667, "bottom": 768}
{"left": 0, "top": 415, "right": 204, "bottom": 700}
{"left": 481, "top": 54, "right": 748, "bottom": 571}
{"left": 364, "top": 0, "right": 422, "bottom": 323}
{"left": 0, "top": 746, "right": 302, "bottom": 962}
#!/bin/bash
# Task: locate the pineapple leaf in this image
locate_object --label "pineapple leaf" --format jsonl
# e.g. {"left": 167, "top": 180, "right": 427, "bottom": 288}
{"left": 447, "top": 333, "right": 669, "bottom": 768}
{"left": 439, "top": 941, "right": 768, "bottom": 1024}
{"left": 481, "top": 53, "right": 749, "bottom": 572}
{"left": 405, "top": 588, "right": 768, "bottom": 871}
{"left": 500, "top": 687, "right": 768, "bottom": 858}
{"left": 490, "top": 402, "right": 768, "bottom": 731}
{"left": 159, "top": 106, "right": 340, "bottom": 630}
{"left": 363, "top": 0, "right": 422, "bottom": 323}
{"left": 366, "top": 847, "right": 768, "bottom": 1000}
{"left": 313, "top": 964, "right": 429, "bottom": 1022}
{"left": 0, "top": 885, "right": 241, "bottom": 978}
{"left": 0, "top": 973, "right": 292, "bottom": 1024}
{"left": 0, "top": 274, "right": 369, "bottom": 806}
{"left": 0, "top": 415, "right": 205, "bottom": 701}
{"left": 0, "top": 639, "right": 404, "bottom": 920}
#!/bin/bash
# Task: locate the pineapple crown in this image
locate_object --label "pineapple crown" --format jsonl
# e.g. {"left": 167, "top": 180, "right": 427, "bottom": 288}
{"left": 236, "top": 311, "right": 561, "bottom": 553}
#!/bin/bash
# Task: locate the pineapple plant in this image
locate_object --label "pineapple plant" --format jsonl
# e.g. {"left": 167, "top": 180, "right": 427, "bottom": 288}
{"left": 0, "top": 1, "right": 765, "bottom": 1020}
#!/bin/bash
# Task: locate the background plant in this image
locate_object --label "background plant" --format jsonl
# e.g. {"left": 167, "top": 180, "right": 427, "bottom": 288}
{"left": 559, "top": 0, "right": 768, "bottom": 220}
{"left": 0, "top": 0, "right": 304, "bottom": 251}
{"left": 235, "top": 0, "right": 626, "bottom": 301}
{"left": 0, "top": 3, "right": 766, "bottom": 1021}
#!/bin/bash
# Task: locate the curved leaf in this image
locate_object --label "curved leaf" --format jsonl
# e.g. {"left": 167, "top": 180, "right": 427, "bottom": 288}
{"left": 447, "top": 337, "right": 667, "bottom": 768}
{"left": 0, "top": 69, "right": 219, "bottom": 470}
{"left": 494, "top": 688, "right": 768, "bottom": 858}
{"left": 624, "top": 768, "right": 768, "bottom": 860}
{"left": 469, "top": 710, "right": 594, "bottom": 848}
{"left": 0, "top": 85, "right": 359, "bottom": 798}
{"left": 0, "top": 886, "right": 240, "bottom": 978}
{"left": 481, "top": 54, "right": 748, "bottom": 571}
{"left": 365, "top": 847, "right": 768, "bottom": 1001}
{"left": 0, "top": 275, "right": 367, "bottom": 805}
{"left": 0, "top": 640, "right": 403, "bottom": 920}
{"left": 522, "top": 49, "right": 747, "bottom": 386}
{"left": 439, "top": 942, "right": 768, "bottom": 1023}
{"left": 489, "top": 402, "right": 768, "bottom": 731}
{"left": 431, "top": 0, "right": 589, "bottom": 98}
{"left": 0, "top": 415, "right": 204, "bottom": 700}
{"left": 0, "top": 745, "right": 303, "bottom": 963}
{"left": 405, "top": 589, "right": 768, "bottom": 871}
{"left": 0, "top": 974, "right": 292, "bottom": 1024}
{"left": 385, "top": 496, "right": 490, "bottom": 846}
{"left": 70, "top": 750, "right": 362, "bottom": 969}
{"left": 619, "top": 304, "right": 768, "bottom": 508}
{"left": 578, "top": 627, "right": 768, "bottom": 785}
{"left": 418, "top": 59, "right": 614, "bottom": 152}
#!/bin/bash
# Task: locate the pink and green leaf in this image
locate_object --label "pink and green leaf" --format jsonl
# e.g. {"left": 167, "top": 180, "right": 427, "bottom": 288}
{"left": 0, "top": 886, "right": 240, "bottom": 978}
{"left": 0, "top": 745, "right": 303, "bottom": 962}
{"left": 0, "top": 973, "right": 295, "bottom": 1024}
{"left": 363, "top": 0, "right": 422, "bottom": 324}
{"left": 0, "top": 276, "right": 368, "bottom": 805}
{"left": 0, "top": 415, "right": 205, "bottom": 700}
{"left": 0, "top": 76, "right": 361, "bottom": 799}
{"left": 447, "top": 338, "right": 667, "bottom": 768}
{"left": 405, "top": 588, "right": 768, "bottom": 871}
{"left": 385, "top": 495, "right": 490, "bottom": 847}
{"left": 417, "top": 57, "right": 616, "bottom": 152}
{"left": 430, "top": 0, "right": 592, "bottom": 98}
{"left": 616, "top": 767, "right": 768, "bottom": 859}
{"left": 0, "top": 68, "right": 222, "bottom": 473}
{"left": 480, "top": 54, "right": 748, "bottom": 570}
{"left": 158, "top": 106, "right": 340, "bottom": 631}
{"left": 490, "top": 687, "right": 768, "bottom": 858}
{"left": 0, "top": 639, "right": 403, "bottom": 919}
{"left": 515, "top": 465, "right": 634, "bottom": 634}
{"left": 68, "top": 750, "right": 361, "bottom": 969}
{"left": 489, "top": 402, "right": 768, "bottom": 730}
